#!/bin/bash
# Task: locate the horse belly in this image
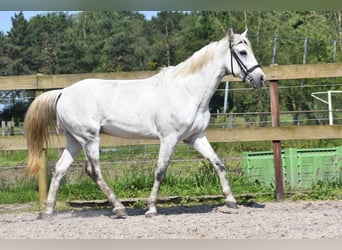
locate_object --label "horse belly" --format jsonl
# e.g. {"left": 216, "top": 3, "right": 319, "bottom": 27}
{"left": 100, "top": 120, "right": 159, "bottom": 140}
{"left": 94, "top": 81, "right": 160, "bottom": 139}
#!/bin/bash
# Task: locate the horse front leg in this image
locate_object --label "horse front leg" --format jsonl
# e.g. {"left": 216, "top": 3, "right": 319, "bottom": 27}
{"left": 145, "top": 136, "right": 178, "bottom": 217}
{"left": 185, "top": 133, "right": 237, "bottom": 208}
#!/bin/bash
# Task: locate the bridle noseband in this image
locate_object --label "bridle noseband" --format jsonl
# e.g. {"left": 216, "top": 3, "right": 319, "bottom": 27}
{"left": 229, "top": 40, "right": 261, "bottom": 82}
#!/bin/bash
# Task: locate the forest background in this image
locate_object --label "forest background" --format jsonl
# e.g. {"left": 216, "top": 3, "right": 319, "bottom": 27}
{"left": 1, "top": 11, "right": 342, "bottom": 126}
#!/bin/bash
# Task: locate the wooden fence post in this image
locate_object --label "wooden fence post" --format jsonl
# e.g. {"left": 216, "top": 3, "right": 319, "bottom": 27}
{"left": 35, "top": 90, "right": 48, "bottom": 209}
{"left": 269, "top": 80, "right": 285, "bottom": 201}
{"left": 38, "top": 149, "right": 48, "bottom": 208}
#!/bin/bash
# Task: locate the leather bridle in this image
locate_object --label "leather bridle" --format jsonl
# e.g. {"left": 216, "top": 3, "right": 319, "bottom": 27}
{"left": 229, "top": 40, "right": 261, "bottom": 82}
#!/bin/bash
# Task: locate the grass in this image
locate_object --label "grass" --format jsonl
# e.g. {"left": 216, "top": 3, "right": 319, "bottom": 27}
{"left": 2, "top": 157, "right": 341, "bottom": 208}
{"left": 0, "top": 150, "right": 28, "bottom": 167}
{"left": 56, "top": 160, "right": 242, "bottom": 201}
{"left": 0, "top": 176, "right": 39, "bottom": 204}
{"left": 289, "top": 181, "right": 342, "bottom": 201}
{"left": 0, "top": 158, "right": 275, "bottom": 205}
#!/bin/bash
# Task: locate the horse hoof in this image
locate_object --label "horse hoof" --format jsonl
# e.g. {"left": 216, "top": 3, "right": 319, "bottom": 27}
{"left": 145, "top": 211, "right": 158, "bottom": 218}
{"left": 145, "top": 207, "right": 158, "bottom": 218}
{"left": 37, "top": 212, "right": 53, "bottom": 220}
{"left": 113, "top": 207, "right": 127, "bottom": 218}
{"left": 225, "top": 200, "right": 238, "bottom": 209}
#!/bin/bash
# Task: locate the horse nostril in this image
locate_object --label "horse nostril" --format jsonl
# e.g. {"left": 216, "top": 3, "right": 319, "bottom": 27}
{"left": 260, "top": 75, "right": 266, "bottom": 85}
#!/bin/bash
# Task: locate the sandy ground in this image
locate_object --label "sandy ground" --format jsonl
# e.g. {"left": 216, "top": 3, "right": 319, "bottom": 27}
{"left": 0, "top": 200, "right": 341, "bottom": 239}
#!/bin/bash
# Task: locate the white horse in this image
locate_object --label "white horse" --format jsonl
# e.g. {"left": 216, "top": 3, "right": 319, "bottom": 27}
{"left": 24, "top": 28, "right": 266, "bottom": 218}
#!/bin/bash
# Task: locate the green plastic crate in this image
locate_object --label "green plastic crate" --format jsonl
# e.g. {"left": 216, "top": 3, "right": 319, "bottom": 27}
{"left": 242, "top": 150, "right": 288, "bottom": 189}
{"left": 243, "top": 147, "right": 342, "bottom": 189}
{"left": 284, "top": 147, "right": 342, "bottom": 189}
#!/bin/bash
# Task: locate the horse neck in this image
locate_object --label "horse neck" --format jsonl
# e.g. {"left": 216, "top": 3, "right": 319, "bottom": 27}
{"left": 179, "top": 39, "right": 229, "bottom": 108}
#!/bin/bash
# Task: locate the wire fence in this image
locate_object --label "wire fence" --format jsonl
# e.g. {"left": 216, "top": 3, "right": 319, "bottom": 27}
{"left": 208, "top": 109, "right": 342, "bottom": 129}
{"left": 0, "top": 142, "right": 243, "bottom": 186}
{"left": 249, "top": 34, "right": 342, "bottom": 66}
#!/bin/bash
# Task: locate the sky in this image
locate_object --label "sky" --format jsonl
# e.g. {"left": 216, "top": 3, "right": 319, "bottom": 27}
{"left": 0, "top": 11, "right": 158, "bottom": 34}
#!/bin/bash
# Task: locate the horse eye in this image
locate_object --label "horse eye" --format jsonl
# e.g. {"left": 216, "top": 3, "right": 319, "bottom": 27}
{"left": 239, "top": 50, "right": 247, "bottom": 56}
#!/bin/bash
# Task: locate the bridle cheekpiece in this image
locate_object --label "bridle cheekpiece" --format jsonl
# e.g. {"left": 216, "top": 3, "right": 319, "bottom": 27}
{"left": 229, "top": 40, "right": 261, "bottom": 82}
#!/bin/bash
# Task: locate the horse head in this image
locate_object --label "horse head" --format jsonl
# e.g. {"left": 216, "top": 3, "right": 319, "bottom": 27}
{"left": 227, "top": 28, "right": 266, "bottom": 89}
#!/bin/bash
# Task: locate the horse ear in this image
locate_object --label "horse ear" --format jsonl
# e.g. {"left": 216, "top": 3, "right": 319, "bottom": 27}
{"left": 228, "top": 28, "right": 234, "bottom": 42}
{"left": 242, "top": 29, "right": 248, "bottom": 37}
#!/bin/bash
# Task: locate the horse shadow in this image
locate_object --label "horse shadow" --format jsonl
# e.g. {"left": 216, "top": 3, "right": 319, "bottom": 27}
{"left": 53, "top": 201, "right": 265, "bottom": 219}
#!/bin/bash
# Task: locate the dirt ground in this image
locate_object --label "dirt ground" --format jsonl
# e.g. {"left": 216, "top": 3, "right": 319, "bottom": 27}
{"left": 0, "top": 200, "right": 341, "bottom": 239}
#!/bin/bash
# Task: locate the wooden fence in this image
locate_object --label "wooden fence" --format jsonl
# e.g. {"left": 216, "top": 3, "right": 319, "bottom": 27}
{"left": 1, "top": 125, "right": 342, "bottom": 151}
{"left": 1, "top": 63, "right": 342, "bottom": 206}
{"left": 1, "top": 63, "right": 342, "bottom": 91}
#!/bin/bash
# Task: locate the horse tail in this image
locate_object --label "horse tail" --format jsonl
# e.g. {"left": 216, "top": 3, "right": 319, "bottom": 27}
{"left": 24, "top": 90, "right": 62, "bottom": 176}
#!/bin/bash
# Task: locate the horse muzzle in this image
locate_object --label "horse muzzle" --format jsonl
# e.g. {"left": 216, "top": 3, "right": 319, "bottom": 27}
{"left": 247, "top": 68, "right": 266, "bottom": 89}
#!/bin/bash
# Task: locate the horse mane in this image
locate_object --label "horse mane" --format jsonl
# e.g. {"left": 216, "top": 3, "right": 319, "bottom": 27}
{"left": 167, "top": 41, "right": 221, "bottom": 78}
{"left": 159, "top": 33, "right": 250, "bottom": 79}
{"left": 173, "top": 45, "right": 216, "bottom": 77}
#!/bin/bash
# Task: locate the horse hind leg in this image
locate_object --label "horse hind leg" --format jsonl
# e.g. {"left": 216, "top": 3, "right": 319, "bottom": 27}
{"left": 85, "top": 159, "right": 95, "bottom": 179}
{"left": 83, "top": 139, "right": 126, "bottom": 218}
{"left": 42, "top": 132, "right": 82, "bottom": 218}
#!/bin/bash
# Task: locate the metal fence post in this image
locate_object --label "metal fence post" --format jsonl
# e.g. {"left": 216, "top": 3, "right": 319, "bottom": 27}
{"left": 271, "top": 36, "right": 278, "bottom": 65}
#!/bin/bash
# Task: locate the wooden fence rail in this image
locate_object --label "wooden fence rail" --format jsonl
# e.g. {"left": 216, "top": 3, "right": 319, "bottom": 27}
{"left": 1, "top": 63, "right": 342, "bottom": 207}
{"left": 1, "top": 125, "right": 342, "bottom": 151}
{"left": 1, "top": 63, "right": 342, "bottom": 91}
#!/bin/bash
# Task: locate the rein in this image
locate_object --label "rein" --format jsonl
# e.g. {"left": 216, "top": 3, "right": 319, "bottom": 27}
{"left": 229, "top": 41, "right": 261, "bottom": 82}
